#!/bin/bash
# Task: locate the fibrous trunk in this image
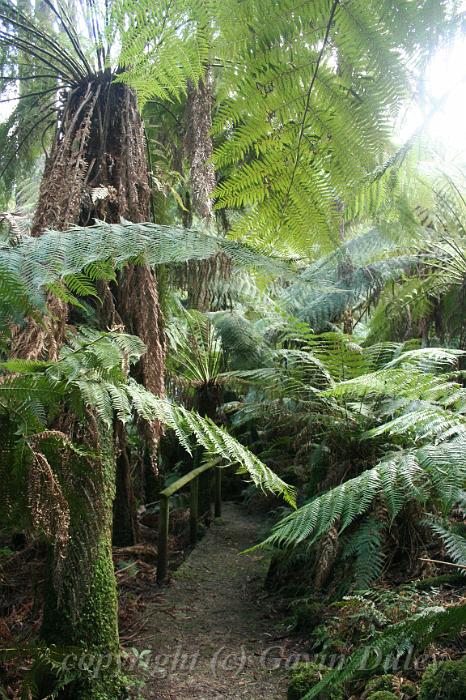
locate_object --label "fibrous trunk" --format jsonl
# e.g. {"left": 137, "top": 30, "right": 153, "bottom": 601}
{"left": 37, "top": 424, "right": 121, "bottom": 700}
{"left": 12, "top": 76, "right": 165, "bottom": 698}
{"left": 183, "top": 71, "right": 233, "bottom": 311}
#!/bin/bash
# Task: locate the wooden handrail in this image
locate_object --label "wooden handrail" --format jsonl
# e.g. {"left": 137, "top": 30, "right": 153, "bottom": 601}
{"left": 160, "top": 459, "right": 221, "bottom": 499}
{"left": 157, "top": 458, "right": 222, "bottom": 583}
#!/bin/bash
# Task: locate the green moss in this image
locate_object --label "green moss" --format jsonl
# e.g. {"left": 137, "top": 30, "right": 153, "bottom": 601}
{"left": 364, "top": 675, "right": 396, "bottom": 694}
{"left": 363, "top": 674, "right": 417, "bottom": 698}
{"left": 287, "top": 662, "right": 344, "bottom": 700}
{"left": 38, "top": 533, "right": 122, "bottom": 699}
{"left": 292, "top": 601, "right": 325, "bottom": 634}
{"left": 419, "top": 657, "right": 466, "bottom": 700}
{"left": 399, "top": 679, "right": 417, "bottom": 697}
{"left": 37, "top": 433, "right": 123, "bottom": 700}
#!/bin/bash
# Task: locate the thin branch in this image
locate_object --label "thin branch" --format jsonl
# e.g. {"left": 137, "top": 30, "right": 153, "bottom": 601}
{"left": 40, "top": 118, "right": 57, "bottom": 158}
{"left": 145, "top": 100, "right": 181, "bottom": 126}
{"left": 85, "top": 0, "right": 105, "bottom": 72}
{"left": 419, "top": 557, "right": 466, "bottom": 571}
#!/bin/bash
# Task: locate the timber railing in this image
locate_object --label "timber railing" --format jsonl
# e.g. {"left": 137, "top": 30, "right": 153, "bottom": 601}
{"left": 156, "top": 458, "right": 222, "bottom": 583}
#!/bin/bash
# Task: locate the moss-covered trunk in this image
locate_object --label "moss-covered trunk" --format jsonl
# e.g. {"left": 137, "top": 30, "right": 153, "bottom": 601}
{"left": 12, "top": 76, "right": 165, "bottom": 698}
{"left": 40, "top": 535, "right": 121, "bottom": 700}
{"left": 35, "top": 425, "right": 121, "bottom": 700}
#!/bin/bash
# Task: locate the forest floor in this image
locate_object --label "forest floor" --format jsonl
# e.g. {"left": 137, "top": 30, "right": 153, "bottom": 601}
{"left": 133, "top": 502, "right": 291, "bottom": 700}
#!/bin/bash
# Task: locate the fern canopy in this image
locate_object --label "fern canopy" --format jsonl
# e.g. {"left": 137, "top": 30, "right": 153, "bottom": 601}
{"left": 0, "top": 221, "right": 293, "bottom": 324}
{"left": 0, "top": 327, "right": 296, "bottom": 510}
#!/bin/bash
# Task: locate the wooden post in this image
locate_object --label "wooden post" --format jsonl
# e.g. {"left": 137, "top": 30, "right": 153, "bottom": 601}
{"left": 190, "top": 476, "right": 199, "bottom": 545}
{"left": 156, "top": 459, "right": 221, "bottom": 581}
{"left": 157, "top": 494, "right": 169, "bottom": 583}
{"left": 214, "top": 467, "right": 222, "bottom": 518}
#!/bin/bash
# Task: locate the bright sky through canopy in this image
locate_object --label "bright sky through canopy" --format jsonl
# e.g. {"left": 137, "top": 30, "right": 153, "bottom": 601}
{"left": 0, "top": 24, "right": 464, "bottom": 159}
{"left": 399, "top": 34, "right": 466, "bottom": 157}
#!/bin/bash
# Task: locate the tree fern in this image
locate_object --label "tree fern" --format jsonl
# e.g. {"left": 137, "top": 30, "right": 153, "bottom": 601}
{"left": 303, "top": 602, "right": 466, "bottom": 698}
{"left": 259, "top": 437, "right": 466, "bottom": 549}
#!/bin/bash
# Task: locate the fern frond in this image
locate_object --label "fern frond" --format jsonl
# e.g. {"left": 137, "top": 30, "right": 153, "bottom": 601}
{"left": 259, "top": 438, "right": 466, "bottom": 550}
{"left": 281, "top": 228, "right": 418, "bottom": 328}
{"left": 304, "top": 603, "right": 466, "bottom": 699}
{"left": 430, "top": 521, "right": 466, "bottom": 571}
{"left": 324, "top": 366, "right": 466, "bottom": 407}
{"left": 342, "top": 517, "right": 385, "bottom": 589}
{"left": 125, "top": 380, "right": 296, "bottom": 506}
{"left": 0, "top": 221, "right": 294, "bottom": 323}
{"left": 110, "top": 0, "right": 212, "bottom": 106}
{"left": 212, "top": 1, "right": 455, "bottom": 253}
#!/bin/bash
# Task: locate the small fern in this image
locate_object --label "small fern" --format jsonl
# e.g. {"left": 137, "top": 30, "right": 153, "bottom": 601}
{"left": 342, "top": 517, "right": 385, "bottom": 589}
{"left": 303, "top": 603, "right": 466, "bottom": 699}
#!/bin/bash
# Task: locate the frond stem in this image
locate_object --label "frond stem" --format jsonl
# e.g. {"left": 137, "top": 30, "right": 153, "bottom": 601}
{"left": 0, "top": 14, "right": 85, "bottom": 80}
{"left": 282, "top": 0, "right": 339, "bottom": 210}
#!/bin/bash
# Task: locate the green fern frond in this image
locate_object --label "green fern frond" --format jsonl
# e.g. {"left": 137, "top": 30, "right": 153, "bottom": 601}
{"left": 430, "top": 521, "right": 466, "bottom": 571}
{"left": 343, "top": 517, "right": 385, "bottom": 589}
{"left": 212, "top": 1, "right": 455, "bottom": 253}
{"left": 324, "top": 366, "right": 466, "bottom": 407}
{"left": 303, "top": 603, "right": 466, "bottom": 698}
{"left": 1, "top": 325, "right": 295, "bottom": 506}
{"left": 259, "top": 438, "right": 466, "bottom": 550}
{"left": 110, "top": 0, "right": 212, "bottom": 106}
{"left": 125, "top": 379, "right": 296, "bottom": 506}
{"left": 281, "top": 228, "right": 418, "bottom": 328}
{"left": 210, "top": 311, "right": 276, "bottom": 370}
{"left": 0, "top": 221, "right": 295, "bottom": 324}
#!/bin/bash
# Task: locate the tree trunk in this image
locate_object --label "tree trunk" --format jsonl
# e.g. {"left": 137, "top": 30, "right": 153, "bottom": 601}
{"left": 37, "top": 439, "right": 121, "bottom": 700}
{"left": 183, "top": 70, "right": 233, "bottom": 312}
{"left": 12, "top": 76, "right": 165, "bottom": 698}
{"left": 112, "top": 422, "right": 140, "bottom": 547}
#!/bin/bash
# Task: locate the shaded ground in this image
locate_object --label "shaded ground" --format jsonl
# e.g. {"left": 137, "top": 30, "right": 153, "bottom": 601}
{"left": 140, "top": 502, "right": 289, "bottom": 699}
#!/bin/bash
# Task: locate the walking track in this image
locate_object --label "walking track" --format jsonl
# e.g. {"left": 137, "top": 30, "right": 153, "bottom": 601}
{"left": 142, "top": 502, "right": 288, "bottom": 699}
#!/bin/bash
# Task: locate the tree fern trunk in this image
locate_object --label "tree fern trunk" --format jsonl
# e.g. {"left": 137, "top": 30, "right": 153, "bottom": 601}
{"left": 112, "top": 422, "right": 140, "bottom": 547}
{"left": 37, "top": 428, "right": 122, "bottom": 700}
{"left": 11, "top": 76, "right": 165, "bottom": 698}
{"left": 183, "top": 70, "right": 234, "bottom": 312}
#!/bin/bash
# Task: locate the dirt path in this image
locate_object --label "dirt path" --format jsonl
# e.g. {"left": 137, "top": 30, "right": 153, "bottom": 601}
{"left": 141, "top": 502, "right": 288, "bottom": 699}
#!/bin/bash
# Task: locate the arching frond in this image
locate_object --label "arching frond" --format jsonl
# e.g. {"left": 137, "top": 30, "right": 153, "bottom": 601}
{"left": 126, "top": 380, "right": 296, "bottom": 506}
{"left": 259, "top": 438, "right": 466, "bottom": 551}
{"left": 281, "top": 228, "right": 419, "bottom": 328}
{"left": 0, "top": 221, "right": 294, "bottom": 325}
{"left": 0, "top": 327, "right": 296, "bottom": 507}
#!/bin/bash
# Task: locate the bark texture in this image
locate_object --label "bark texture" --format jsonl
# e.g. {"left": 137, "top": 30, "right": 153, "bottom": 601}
{"left": 11, "top": 76, "right": 166, "bottom": 698}
{"left": 183, "top": 70, "right": 233, "bottom": 311}
{"left": 185, "top": 72, "right": 216, "bottom": 221}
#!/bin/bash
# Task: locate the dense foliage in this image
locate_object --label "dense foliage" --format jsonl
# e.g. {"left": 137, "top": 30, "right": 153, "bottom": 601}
{"left": 0, "top": 1, "right": 464, "bottom": 699}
